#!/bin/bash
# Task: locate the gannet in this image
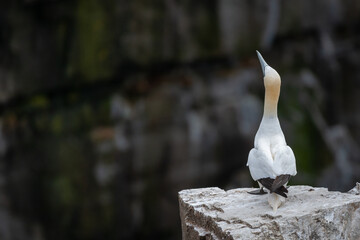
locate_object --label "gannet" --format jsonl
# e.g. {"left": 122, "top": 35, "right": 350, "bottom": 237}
{"left": 247, "top": 51, "right": 297, "bottom": 212}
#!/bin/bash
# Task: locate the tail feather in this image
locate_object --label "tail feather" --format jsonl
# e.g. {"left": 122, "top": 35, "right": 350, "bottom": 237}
{"left": 274, "top": 186, "right": 288, "bottom": 198}
{"left": 258, "top": 175, "right": 291, "bottom": 198}
{"left": 271, "top": 175, "right": 291, "bottom": 192}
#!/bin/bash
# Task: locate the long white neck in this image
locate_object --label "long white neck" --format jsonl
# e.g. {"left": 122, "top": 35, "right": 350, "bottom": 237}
{"left": 264, "top": 84, "right": 280, "bottom": 118}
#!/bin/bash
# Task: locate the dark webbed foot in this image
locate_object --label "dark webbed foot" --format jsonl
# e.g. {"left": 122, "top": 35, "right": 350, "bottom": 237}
{"left": 247, "top": 188, "right": 267, "bottom": 195}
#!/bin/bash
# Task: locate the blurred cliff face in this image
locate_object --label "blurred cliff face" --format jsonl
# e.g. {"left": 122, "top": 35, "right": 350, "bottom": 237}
{"left": 0, "top": 0, "right": 360, "bottom": 239}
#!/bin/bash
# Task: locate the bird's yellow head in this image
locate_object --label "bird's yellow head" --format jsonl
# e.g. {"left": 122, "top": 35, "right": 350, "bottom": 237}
{"left": 256, "top": 51, "right": 281, "bottom": 89}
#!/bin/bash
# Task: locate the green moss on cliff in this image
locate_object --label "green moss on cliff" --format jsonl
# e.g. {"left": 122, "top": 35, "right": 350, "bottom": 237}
{"left": 68, "top": 0, "right": 115, "bottom": 81}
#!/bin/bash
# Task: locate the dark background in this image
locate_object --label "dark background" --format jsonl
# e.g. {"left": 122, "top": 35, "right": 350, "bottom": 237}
{"left": 0, "top": 0, "right": 359, "bottom": 239}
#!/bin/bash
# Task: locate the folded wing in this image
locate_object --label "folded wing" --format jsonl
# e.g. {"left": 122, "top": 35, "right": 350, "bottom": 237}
{"left": 247, "top": 148, "right": 276, "bottom": 180}
{"left": 247, "top": 146, "right": 297, "bottom": 181}
{"left": 273, "top": 146, "right": 297, "bottom": 176}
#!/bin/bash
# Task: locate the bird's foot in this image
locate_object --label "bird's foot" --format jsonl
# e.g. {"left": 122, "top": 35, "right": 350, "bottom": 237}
{"left": 247, "top": 188, "right": 267, "bottom": 195}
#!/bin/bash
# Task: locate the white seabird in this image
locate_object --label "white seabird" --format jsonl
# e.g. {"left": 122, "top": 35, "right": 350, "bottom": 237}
{"left": 247, "top": 51, "right": 297, "bottom": 212}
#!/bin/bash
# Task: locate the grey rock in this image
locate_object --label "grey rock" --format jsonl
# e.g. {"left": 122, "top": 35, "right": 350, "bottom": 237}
{"left": 348, "top": 183, "right": 360, "bottom": 195}
{"left": 179, "top": 185, "right": 360, "bottom": 240}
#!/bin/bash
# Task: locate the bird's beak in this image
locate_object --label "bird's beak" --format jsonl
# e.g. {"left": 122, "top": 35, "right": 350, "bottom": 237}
{"left": 256, "top": 50, "right": 269, "bottom": 77}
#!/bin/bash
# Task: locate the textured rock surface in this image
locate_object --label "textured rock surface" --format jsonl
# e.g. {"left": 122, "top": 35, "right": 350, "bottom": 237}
{"left": 179, "top": 185, "right": 360, "bottom": 240}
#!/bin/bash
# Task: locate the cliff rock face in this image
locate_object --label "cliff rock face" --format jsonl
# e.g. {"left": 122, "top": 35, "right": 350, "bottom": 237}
{"left": 1, "top": 1, "right": 360, "bottom": 239}
{"left": 179, "top": 185, "right": 360, "bottom": 240}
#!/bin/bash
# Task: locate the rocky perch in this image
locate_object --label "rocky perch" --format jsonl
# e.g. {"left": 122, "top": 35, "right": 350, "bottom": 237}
{"left": 178, "top": 185, "right": 360, "bottom": 240}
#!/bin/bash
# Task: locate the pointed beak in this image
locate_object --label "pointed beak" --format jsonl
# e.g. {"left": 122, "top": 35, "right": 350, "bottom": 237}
{"left": 256, "top": 50, "right": 269, "bottom": 76}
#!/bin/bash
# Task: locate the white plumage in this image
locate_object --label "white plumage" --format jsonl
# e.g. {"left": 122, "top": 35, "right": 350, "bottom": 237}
{"left": 247, "top": 51, "right": 297, "bottom": 211}
{"left": 247, "top": 118, "right": 297, "bottom": 180}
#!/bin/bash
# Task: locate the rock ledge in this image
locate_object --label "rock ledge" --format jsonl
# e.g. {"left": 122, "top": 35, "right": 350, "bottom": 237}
{"left": 178, "top": 185, "right": 360, "bottom": 240}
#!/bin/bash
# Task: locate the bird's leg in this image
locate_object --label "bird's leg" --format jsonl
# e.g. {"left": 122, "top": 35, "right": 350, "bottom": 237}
{"left": 247, "top": 187, "right": 267, "bottom": 195}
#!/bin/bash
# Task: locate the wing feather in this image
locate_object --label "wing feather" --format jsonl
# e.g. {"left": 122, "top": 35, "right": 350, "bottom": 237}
{"left": 247, "top": 145, "right": 297, "bottom": 181}
{"left": 247, "top": 148, "right": 276, "bottom": 180}
{"left": 273, "top": 146, "right": 297, "bottom": 176}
